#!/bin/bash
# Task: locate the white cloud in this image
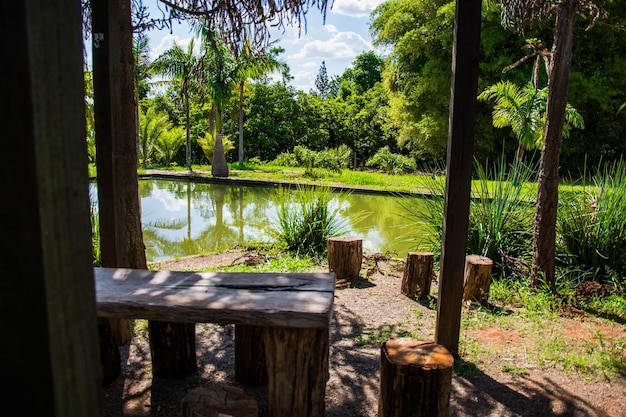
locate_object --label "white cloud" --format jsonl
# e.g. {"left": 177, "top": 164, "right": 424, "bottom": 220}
{"left": 150, "top": 34, "right": 194, "bottom": 61}
{"left": 330, "top": 0, "right": 386, "bottom": 18}
{"left": 325, "top": 24, "right": 339, "bottom": 34}
{"left": 292, "top": 31, "right": 370, "bottom": 60}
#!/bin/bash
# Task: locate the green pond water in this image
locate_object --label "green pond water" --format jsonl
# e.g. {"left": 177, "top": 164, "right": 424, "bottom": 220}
{"left": 92, "top": 178, "right": 433, "bottom": 262}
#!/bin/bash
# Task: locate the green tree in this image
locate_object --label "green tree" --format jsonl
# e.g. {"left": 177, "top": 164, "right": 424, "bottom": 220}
{"left": 138, "top": 103, "right": 172, "bottom": 167}
{"left": 499, "top": 0, "right": 607, "bottom": 289}
{"left": 152, "top": 38, "right": 205, "bottom": 170}
{"left": 192, "top": 26, "right": 238, "bottom": 177}
{"left": 233, "top": 41, "right": 287, "bottom": 164}
{"left": 370, "top": 0, "right": 456, "bottom": 162}
{"left": 340, "top": 51, "right": 384, "bottom": 94}
{"left": 478, "top": 80, "right": 584, "bottom": 161}
{"left": 313, "top": 61, "right": 330, "bottom": 98}
{"left": 155, "top": 126, "right": 185, "bottom": 167}
{"left": 133, "top": 32, "right": 153, "bottom": 100}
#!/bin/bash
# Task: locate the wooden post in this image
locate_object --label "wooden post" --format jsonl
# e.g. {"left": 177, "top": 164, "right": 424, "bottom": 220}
{"left": 463, "top": 255, "right": 493, "bottom": 306}
{"left": 181, "top": 384, "right": 258, "bottom": 417}
{"left": 5, "top": 0, "right": 103, "bottom": 413}
{"left": 264, "top": 327, "right": 329, "bottom": 417}
{"left": 235, "top": 325, "right": 267, "bottom": 386}
{"left": 378, "top": 339, "right": 454, "bottom": 417}
{"left": 435, "top": 0, "right": 482, "bottom": 356}
{"left": 327, "top": 236, "right": 362, "bottom": 286}
{"left": 401, "top": 252, "right": 434, "bottom": 300}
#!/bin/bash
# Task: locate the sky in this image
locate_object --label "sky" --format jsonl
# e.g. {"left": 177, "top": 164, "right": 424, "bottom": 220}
{"left": 145, "top": 0, "right": 387, "bottom": 92}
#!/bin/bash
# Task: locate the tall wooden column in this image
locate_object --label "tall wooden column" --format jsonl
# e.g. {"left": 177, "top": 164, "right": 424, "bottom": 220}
{"left": 436, "top": 0, "right": 482, "bottom": 355}
{"left": 2, "top": 0, "right": 102, "bottom": 414}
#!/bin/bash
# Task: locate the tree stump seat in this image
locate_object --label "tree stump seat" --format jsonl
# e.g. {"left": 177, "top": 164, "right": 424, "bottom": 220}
{"left": 327, "top": 236, "right": 363, "bottom": 286}
{"left": 378, "top": 339, "right": 454, "bottom": 417}
{"left": 181, "top": 384, "right": 257, "bottom": 417}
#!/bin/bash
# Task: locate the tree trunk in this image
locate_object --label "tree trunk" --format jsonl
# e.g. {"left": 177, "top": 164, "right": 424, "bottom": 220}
{"left": 212, "top": 107, "right": 230, "bottom": 177}
{"left": 378, "top": 339, "right": 454, "bottom": 417}
{"left": 148, "top": 321, "right": 197, "bottom": 378}
{"left": 181, "top": 384, "right": 258, "bottom": 417}
{"left": 238, "top": 82, "right": 245, "bottom": 165}
{"left": 235, "top": 325, "right": 267, "bottom": 386}
{"left": 531, "top": 0, "right": 576, "bottom": 291}
{"left": 327, "top": 236, "right": 362, "bottom": 286}
{"left": 401, "top": 252, "right": 434, "bottom": 301}
{"left": 462, "top": 255, "right": 493, "bottom": 306}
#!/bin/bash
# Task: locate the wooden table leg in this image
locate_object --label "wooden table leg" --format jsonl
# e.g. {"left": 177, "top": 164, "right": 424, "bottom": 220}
{"left": 263, "top": 326, "right": 329, "bottom": 417}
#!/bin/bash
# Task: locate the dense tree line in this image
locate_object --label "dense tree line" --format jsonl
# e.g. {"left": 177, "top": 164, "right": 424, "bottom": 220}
{"left": 86, "top": 0, "right": 625, "bottom": 178}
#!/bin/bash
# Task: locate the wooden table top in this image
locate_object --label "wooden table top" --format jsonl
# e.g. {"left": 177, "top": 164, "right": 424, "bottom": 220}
{"left": 94, "top": 267, "right": 335, "bottom": 328}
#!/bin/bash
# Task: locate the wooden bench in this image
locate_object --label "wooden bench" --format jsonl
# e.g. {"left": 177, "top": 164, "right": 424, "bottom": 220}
{"left": 94, "top": 267, "right": 335, "bottom": 417}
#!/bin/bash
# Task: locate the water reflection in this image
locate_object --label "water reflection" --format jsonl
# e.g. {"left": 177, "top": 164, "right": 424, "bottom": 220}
{"left": 93, "top": 179, "right": 429, "bottom": 262}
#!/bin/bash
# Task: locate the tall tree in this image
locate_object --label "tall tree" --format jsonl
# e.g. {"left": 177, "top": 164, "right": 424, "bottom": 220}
{"left": 313, "top": 61, "right": 330, "bottom": 98}
{"left": 234, "top": 41, "right": 287, "bottom": 164}
{"left": 133, "top": 32, "right": 153, "bottom": 100}
{"left": 152, "top": 38, "right": 205, "bottom": 170}
{"left": 500, "top": 0, "right": 607, "bottom": 289}
{"left": 194, "top": 28, "right": 237, "bottom": 177}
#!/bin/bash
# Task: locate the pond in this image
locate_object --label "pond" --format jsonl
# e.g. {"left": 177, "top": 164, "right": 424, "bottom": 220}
{"left": 92, "top": 178, "right": 433, "bottom": 262}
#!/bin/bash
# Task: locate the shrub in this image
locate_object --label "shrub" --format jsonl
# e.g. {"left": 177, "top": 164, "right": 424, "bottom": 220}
{"left": 365, "top": 146, "right": 416, "bottom": 175}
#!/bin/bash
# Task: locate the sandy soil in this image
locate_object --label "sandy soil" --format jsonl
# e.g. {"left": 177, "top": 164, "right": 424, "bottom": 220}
{"left": 102, "top": 251, "right": 626, "bottom": 417}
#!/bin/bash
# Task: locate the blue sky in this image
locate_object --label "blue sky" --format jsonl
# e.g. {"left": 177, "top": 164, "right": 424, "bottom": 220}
{"left": 146, "top": 0, "right": 387, "bottom": 92}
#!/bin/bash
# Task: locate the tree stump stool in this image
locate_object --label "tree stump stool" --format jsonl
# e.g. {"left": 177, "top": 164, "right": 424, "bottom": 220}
{"left": 327, "top": 236, "right": 362, "bottom": 287}
{"left": 400, "top": 252, "right": 434, "bottom": 301}
{"left": 378, "top": 339, "right": 454, "bottom": 417}
{"left": 181, "top": 384, "right": 258, "bottom": 417}
{"left": 463, "top": 255, "right": 494, "bottom": 306}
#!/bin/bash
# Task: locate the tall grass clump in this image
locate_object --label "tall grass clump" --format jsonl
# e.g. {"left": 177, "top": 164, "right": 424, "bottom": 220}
{"left": 558, "top": 158, "right": 626, "bottom": 285}
{"left": 468, "top": 157, "right": 536, "bottom": 277}
{"left": 270, "top": 184, "right": 349, "bottom": 257}
{"left": 399, "top": 155, "right": 537, "bottom": 277}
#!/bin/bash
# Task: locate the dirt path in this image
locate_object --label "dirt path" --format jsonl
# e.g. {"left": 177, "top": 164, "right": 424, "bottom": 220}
{"left": 102, "top": 251, "right": 626, "bottom": 417}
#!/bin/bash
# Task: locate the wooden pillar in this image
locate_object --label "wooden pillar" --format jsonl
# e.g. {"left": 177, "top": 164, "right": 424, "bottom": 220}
{"left": 235, "top": 325, "right": 267, "bottom": 386}
{"left": 378, "top": 339, "right": 454, "bottom": 417}
{"left": 401, "top": 252, "right": 434, "bottom": 301}
{"left": 327, "top": 236, "right": 362, "bottom": 286}
{"left": 3, "top": 0, "right": 102, "bottom": 414}
{"left": 264, "top": 327, "right": 329, "bottom": 417}
{"left": 181, "top": 384, "right": 258, "bottom": 417}
{"left": 435, "top": 0, "right": 482, "bottom": 356}
{"left": 463, "top": 255, "right": 493, "bottom": 306}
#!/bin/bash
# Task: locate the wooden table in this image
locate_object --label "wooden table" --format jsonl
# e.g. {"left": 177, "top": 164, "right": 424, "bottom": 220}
{"left": 95, "top": 267, "right": 335, "bottom": 417}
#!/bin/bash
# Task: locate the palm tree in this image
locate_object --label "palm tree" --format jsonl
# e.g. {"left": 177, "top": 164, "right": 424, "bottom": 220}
{"left": 133, "top": 33, "right": 154, "bottom": 100}
{"left": 138, "top": 104, "right": 172, "bottom": 167}
{"left": 233, "top": 41, "right": 287, "bottom": 164}
{"left": 152, "top": 39, "right": 205, "bottom": 170}
{"left": 193, "top": 26, "right": 237, "bottom": 177}
{"left": 478, "top": 81, "right": 584, "bottom": 161}
{"left": 155, "top": 126, "right": 186, "bottom": 167}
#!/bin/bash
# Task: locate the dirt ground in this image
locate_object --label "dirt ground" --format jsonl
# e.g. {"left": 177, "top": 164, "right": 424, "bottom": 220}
{"left": 102, "top": 251, "right": 626, "bottom": 417}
